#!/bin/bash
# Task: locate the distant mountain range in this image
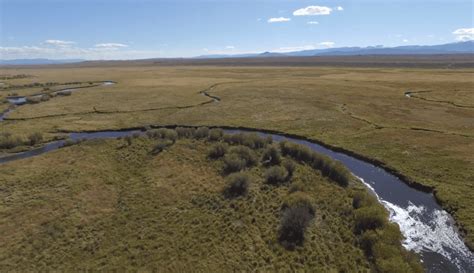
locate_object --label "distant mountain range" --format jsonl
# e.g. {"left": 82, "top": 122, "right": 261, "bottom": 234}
{"left": 196, "top": 41, "right": 474, "bottom": 59}
{"left": 0, "top": 58, "right": 84, "bottom": 65}
{"left": 1, "top": 41, "right": 473, "bottom": 65}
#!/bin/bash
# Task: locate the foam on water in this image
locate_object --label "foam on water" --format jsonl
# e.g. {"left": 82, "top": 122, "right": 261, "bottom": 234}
{"left": 357, "top": 176, "right": 474, "bottom": 272}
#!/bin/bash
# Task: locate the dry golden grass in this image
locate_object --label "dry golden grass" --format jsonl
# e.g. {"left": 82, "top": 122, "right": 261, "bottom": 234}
{"left": 1, "top": 64, "right": 473, "bottom": 247}
{"left": 0, "top": 136, "right": 386, "bottom": 271}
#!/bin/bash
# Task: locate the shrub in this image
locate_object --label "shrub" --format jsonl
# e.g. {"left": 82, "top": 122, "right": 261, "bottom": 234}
{"left": 26, "top": 96, "right": 41, "bottom": 104}
{"left": 176, "top": 127, "right": 195, "bottom": 138}
{"left": 264, "top": 166, "right": 288, "bottom": 185}
{"left": 283, "top": 160, "right": 296, "bottom": 178}
{"left": 354, "top": 206, "right": 387, "bottom": 234}
{"left": 208, "top": 142, "right": 228, "bottom": 159}
{"left": 208, "top": 128, "right": 224, "bottom": 141}
{"left": 223, "top": 173, "right": 250, "bottom": 198}
{"left": 0, "top": 134, "right": 23, "bottom": 149}
{"left": 223, "top": 154, "right": 247, "bottom": 173}
{"left": 40, "top": 94, "right": 50, "bottom": 101}
{"left": 194, "top": 127, "right": 209, "bottom": 139}
{"left": 280, "top": 141, "right": 351, "bottom": 187}
{"left": 280, "top": 141, "right": 319, "bottom": 164}
{"left": 261, "top": 145, "right": 281, "bottom": 166}
{"left": 282, "top": 192, "right": 315, "bottom": 215}
{"left": 147, "top": 128, "right": 178, "bottom": 142}
{"left": 28, "top": 132, "right": 43, "bottom": 145}
{"left": 278, "top": 206, "right": 314, "bottom": 250}
{"left": 326, "top": 161, "right": 352, "bottom": 187}
{"left": 352, "top": 190, "right": 377, "bottom": 209}
{"left": 241, "top": 133, "right": 266, "bottom": 149}
{"left": 229, "top": 146, "right": 258, "bottom": 166}
{"left": 223, "top": 132, "right": 267, "bottom": 149}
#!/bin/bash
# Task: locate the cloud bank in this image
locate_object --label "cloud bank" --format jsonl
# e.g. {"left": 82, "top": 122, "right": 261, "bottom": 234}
{"left": 293, "top": 6, "right": 332, "bottom": 16}
{"left": 453, "top": 28, "right": 474, "bottom": 41}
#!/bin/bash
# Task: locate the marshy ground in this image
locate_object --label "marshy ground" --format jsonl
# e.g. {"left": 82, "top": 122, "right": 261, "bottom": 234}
{"left": 0, "top": 59, "right": 473, "bottom": 270}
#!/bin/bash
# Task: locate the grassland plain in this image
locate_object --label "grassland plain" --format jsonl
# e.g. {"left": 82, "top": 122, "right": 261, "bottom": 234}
{"left": 0, "top": 63, "right": 473, "bottom": 249}
{"left": 0, "top": 130, "right": 423, "bottom": 271}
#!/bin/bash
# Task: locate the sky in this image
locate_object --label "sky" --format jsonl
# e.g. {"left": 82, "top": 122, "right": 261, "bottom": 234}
{"left": 0, "top": 0, "right": 473, "bottom": 60}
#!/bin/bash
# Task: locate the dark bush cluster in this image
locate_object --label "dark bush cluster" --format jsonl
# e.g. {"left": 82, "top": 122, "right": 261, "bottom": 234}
{"left": 146, "top": 128, "right": 178, "bottom": 142}
{"left": 223, "top": 173, "right": 250, "bottom": 198}
{"left": 25, "top": 96, "right": 42, "bottom": 104}
{"left": 208, "top": 128, "right": 224, "bottom": 141}
{"left": 223, "top": 146, "right": 257, "bottom": 173}
{"left": 208, "top": 142, "right": 228, "bottom": 159}
{"left": 278, "top": 206, "right": 314, "bottom": 250}
{"left": 28, "top": 132, "right": 43, "bottom": 146}
{"left": 354, "top": 206, "right": 387, "bottom": 234}
{"left": 264, "top": 166, "right": 288, "bottom": 185}
{"left": 223, "top": 154, "right": 247, "bottom": 173}
{"left": 261, "top": 145, "right": 281, "bottom": 166}
{"left": 0, "top": 133, "right": 23, "bottom": 149}
{"left": 194, "top": 127, "right": 210, "bottom": 139}
{"left": 279, "top": 140, "right": 351, "bottom": 187}
{"left": 223, "top": 132, "right": 268, "bottom": 149}
{"left": 176, "top": 127, "right": 196, "bottom": 138}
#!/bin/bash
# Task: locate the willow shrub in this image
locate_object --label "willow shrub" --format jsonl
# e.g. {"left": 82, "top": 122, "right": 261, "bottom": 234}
{"left": 194, "top": 127, "right": 210, "bottom": 139}
{"left": 27, "top": 132, "right": 43, "bottom": 146}
{"left": 208, "top": 142, "right": 228, "bottom": 159}
{"left": 280, "top": 140, "right": 351, "bottom": 187}
{"left": 176, "top": 127, "right": 195, "bottom": 138}
{"left": 261, "top": 145, "right": 281, "bottom": 166}
{"left": 279, "top": 206, "right": 314, "bottom": 250}
{"left": 264, "top": 166, "right": 288, "bottom": 185}
{"left": 208, "top": 128, "right": 224, "bottom": 141}
{"left": 223, "top": 133, "right": 267, "bottom": 149}
{"left": 223, "top": 173, "right": 250, "bottom": 198}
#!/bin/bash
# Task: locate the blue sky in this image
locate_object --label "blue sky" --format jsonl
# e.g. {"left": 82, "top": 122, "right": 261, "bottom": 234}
{"left": 1, "top": 0, "right": 473, "bottom": 59}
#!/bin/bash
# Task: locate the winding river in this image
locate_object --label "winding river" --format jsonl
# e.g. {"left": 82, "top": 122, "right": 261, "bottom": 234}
{"left": 0, "top": 82, "right": 473, "bottom": 272}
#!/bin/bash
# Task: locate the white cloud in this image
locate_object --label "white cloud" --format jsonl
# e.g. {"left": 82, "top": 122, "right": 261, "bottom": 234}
{"left": 94, "top": 43, "right": 128, "bottom": 48}
{"left": 336, "top": 6, "right": 344, "bottom": 11}
{"left": 307, "top": 21, "right": 319, "bottom": 25}
{"left": 453, "top": 28, "right": 474, "bottom": 41}
{"left": 274, "top": 45, "right": 317, "bottom": 53}
{"left": 268, "top": 17, "right": 291, "bottom": 23}
{"left": 0, "top": 44, "right": 164, "bottom": 60}
{"left": 225, "top": 46, "right": 235, "bottom": 49}
{"left": 319, "top": 41, "right": 335, "bottom": 47}
{"left": 402, "top": 39, "right": 409, "bottom": 43}
{"left": 44, "top": 39, "right": 75, "bottom": 47}
{"left": 293, "top": 6, "right": 332, "bottom": 16}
